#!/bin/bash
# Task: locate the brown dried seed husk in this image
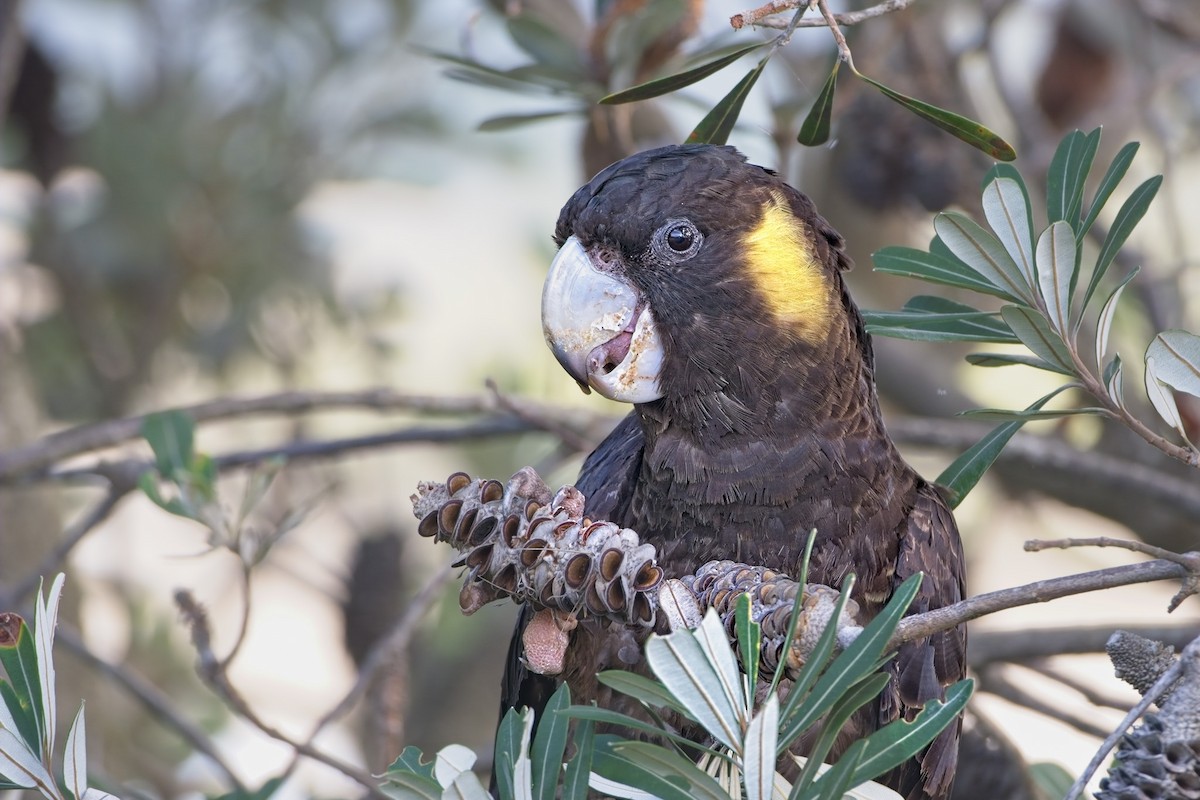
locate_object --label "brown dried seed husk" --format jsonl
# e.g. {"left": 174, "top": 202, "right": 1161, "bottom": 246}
{"left": 447, "top": 472, "right": 472, "bottom": 495}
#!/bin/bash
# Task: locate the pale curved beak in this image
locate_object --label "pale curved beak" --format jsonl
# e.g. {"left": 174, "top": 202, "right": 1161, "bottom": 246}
{"left": 541, "top": 236, "right": 665, "bottom": 403}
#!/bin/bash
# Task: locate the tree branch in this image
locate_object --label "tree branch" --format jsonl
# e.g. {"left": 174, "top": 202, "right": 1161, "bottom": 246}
{"left": 732, "top": 0, "right": 916, "bottom": 30}
{"left": 891, "top": 559, "right": 1193, "bottom": 650}
{"left": 976, "top": 664, "right": 1113, "bottom": 739}
{"left": 967, "top": 623, "right": 1200, "bottom": 667}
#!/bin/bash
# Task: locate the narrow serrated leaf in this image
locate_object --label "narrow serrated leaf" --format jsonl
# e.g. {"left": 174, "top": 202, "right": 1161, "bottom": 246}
{"left": 0, "top": 728, "right": 53, "bottom": 790}
{"left": 561, "top": 719, "right": 595, "bottom": 800}
{"left": 531, "top": 684, "right": 571, "bottom": 800}
{"left": 744, "top": 695, "right": 779, "bottom": 800}
{"left": 872, "top": 246, "right": 1009, "bottom": 299}
{"left": 686, "top": 57, "right": 769, "bottom": 145}
{"left": 863, "top": 308, "right": 1018, "bottom": 344}
{"left": 1080, "top": 141, "right": 1139, "bottom": 242}
{"left": 735, "top": 593, "right": 761, "bottom": 694}
{"left": 935, "top": 386, "right": 1072, "bottom": 506}
{"left": 1035, "top": 221, "right": 1076, "bottom": 334}
{"left": 934, "top": 213, "right": 1031, "bottom": 304}
{"left": 780, "top": 575, "right": 920, "bottom": 753}
{"left": 777, "top": 574, "right": 857, "bottom": 747}
{"left": 694, "top": 609, "right": 748, "bottom": 720}
{"left": 849, "top": 680, "right": 973, "bottom": 785}
{"left": 33, "top": 575, "right": 63, "bottom": 758}
{"left": 1146, "top": 330, "right": 1200, "bottom": 399}
{"left": 478, "top": 110, "right": 577, "bottom": 131}
{"left": 797, "top": 61, "right": 839, "bottom": 146}
{"left": 0, "top": 616, "right": 41, "bottom": 750}
{"left": 64, "top": 704, "right": 87, "bottom": 800}
{"left": 645, "top": 613, "right": 742, "bottom": 750}
{"left": 1145, "top": 357, "right": 1186, "bottom": 439}
{"left": 1082, "top": 175, "right": 1162, "bottom": 315}
{"left": 965, "top": 352, "right": 1073, "bottom": 375}
{"left": 566, "top": 705, "right": 719, "bottom": 754}
{"left": 1046, "top": 128, "right": 1099, "bottom": 228}
{"left": 1095, "top": 267, "right": 1139, "bottom": 371}
{"left": 382, "top": 772, "right": 443, "bottom": 800}
{"left": 493, "top": 708, "right": 522, "bottom": 800}
{"left": 960, "top": 407, "right": 1106, "bottom": 422}
{"left": 609, "top": 742, "right": 730, "bottom": 800}
{"left": 1001, "top": 306, "right": 1075, "bottom": 372}
{"left": 1104, "top": 355, "right": 1125, "bottom": 409}
{"left": 983, "top": 178, "right": 1035, "bottom": 285}
{"left": 597, "top": 671, "right": 690, "bottom": 718}
{"left": 602, "top": 42, "right": 767, "bottom": 104}
{"left": 512, "top": 709, "right": 535, "bottom": 800}
{"left": 385, "top": 746, "right": 438, "bottom": 782}
{"left": 855, "top": 73, "right": 1016, "bottom": 160}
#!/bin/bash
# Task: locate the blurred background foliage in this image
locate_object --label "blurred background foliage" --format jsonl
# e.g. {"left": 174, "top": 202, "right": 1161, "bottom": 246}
{"left": 0, "top": 0, "right": 1198, "bottom": 798}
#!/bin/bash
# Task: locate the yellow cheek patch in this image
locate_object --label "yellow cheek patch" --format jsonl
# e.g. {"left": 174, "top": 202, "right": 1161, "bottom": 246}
{"left": 741, "top": 191, "right": 832, "bottom": 341}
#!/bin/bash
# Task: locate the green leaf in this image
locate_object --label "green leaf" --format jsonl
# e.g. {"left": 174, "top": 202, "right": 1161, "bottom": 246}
{"left": 645, "top": 610, "right": 744, "bottom": 750}
{"left": 686, "top": 57, "right": 769, "bottom": 146}
{"left": 565, "top": 705, "right": 718, "bottom": 754}
{"left": 1145, "top": 356, "right": 1187, "bottom": 441}
{"left": 863, "top": 303, "right": 1018, "bottom": 344}
{"left": 561, "top": 719, "right": 595, "bottom": 800}
{"left": 531, "top": 684, "right": 571, "bottom": 800}
{"left": 777, "top": 574, "right": 857, "bottom": 748}
{"left": 33, "top": 574, "right": 63, "bottom": 752}
{"left": 794, "top": 674, "right": 890, "bottom": 795}
{"left": 0, "top": 613, "right": 41, "bottom": 750}
{"left": 1029, "top": 762, "right": 1076, "bottom": 799}
{"left": 735, "top": 592, "right": 761, "bottom": 690}
{"left": 797, "top": 61, "right": 839, "bottom": 146}
{"left": 589, "top": 735, "right": 702, "bottom": 800}
{"left": 597, "top": 671, "right": 690, "bottom": 718}
{"left": 1035, "top": 221, "right": 1077, "bottom": 334}
{"left": 1095, "top": 267, "right": 1139, "bottom": 373}
{"left": 0, "top": 724, "right": 58, "bottom": 791}
{"left": 934, "top": 213, "right": 1032, "bottom": 304}
{"left": 137, "top": 472, "right": 189, "bottom": 518}
{"left": 601, "top": 42, "right": 767, "bottom": 104}
{"left": 493, "top": 708, "right": 523, "bottom": 800}
{"left": 141, "top": 410, "right": 195, "bottom": 477}
{"left": 982, "top": 177, "right": 1035, "bottom": 285}
{"left": 478, "top": 110, "right": 578, "bottom": 132}
{"left": 780, "top": 574, "right": 921, "bottom": 754}
{"left": 871, "top": 246, "right": 1011, "bottom": 299}
{"left": 1081, "top": 175, "right": 1162, "bottom": 316}
{"left": 512, "top": 709, "right": 535, "bottom": 800}
{"left": 854, "top": 72, "right": 1016, "bottom": 160}
{"left": 960, "top": 407, "right": 1107, "bottom": 423}
{"left": 769, "top": 530, "right": 817, "bottom": 700}
{"left": 63, "top": 703, "right": 87, "bottom": 800}
{"left": 1104, "top": 355, "right": 1125, "bottom": 409}
{"left": 1046, "top": 128, "right": 1100, "bottom": 229}
{"left": 848, "top": 679, "right": 974, "bottom": 785}
{"left": 505, "top": 14, "right": 585, "bottom": 79}
{"left": 1001, "top": 305, "right": 1075, "bottom": 373}
{"left": 935, "top": 386, "right": 1072, "bottom": 507}
{"left": 608, "top": 741, "right": 729, "bottom": 800}
{"left": 1079, "top": 140, "right": 1139, "bottom": 243}
{"left": 1146, "top": 330, "right": 1200, "bottom": 399}
{"left": 381, "top": 772, "right": 443, "bottom": 800}
{"left": 807, "top": 739, "right": 866, "bottom": 800}
{"left": 965, "top": 352, "right": 1073, "bottom": 376}
{"left": 743, "top": 694, "right": 780, "bottom": 800}
{"left": 385, "top": 746, "right": 438, "bottom": 782}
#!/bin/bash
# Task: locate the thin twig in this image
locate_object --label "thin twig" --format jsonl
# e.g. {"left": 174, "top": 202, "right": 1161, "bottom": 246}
{"left": 734, "top": 0, "right": 916, "bottom": 30}
{"left": 175, "top": 590, "right": 390, "bottom": 799}
{"left": 967, "top": 623, "right": 1200, "bottom": 667}
{"left": 1025, "top": 538, "right": 1200, "bottom": 611}
{"left": 890, "top": 559, "right": 1192, "bottom": 649}
{"left": 0, "top": 388, "right": 532, "bottom": 482}
{"left": 815, "top": 0, "right": 854, "bottom": 67}
{"left": 220, "top": 565, "right": 253, "bottom": 668}
{"left": 487, "top": 379, "right": 593, "bottom": 454}
{"left": 1065, "top": 634, "right": 1200, "bottom": 800}
{"left": 976, "top": 664, "right": 1113, "bottom": 739}
{"left": 0, "top": 486, "right": 130, "bottom": 607}
{"left": 56, "top": 623, "right": 245, "bottom": 792}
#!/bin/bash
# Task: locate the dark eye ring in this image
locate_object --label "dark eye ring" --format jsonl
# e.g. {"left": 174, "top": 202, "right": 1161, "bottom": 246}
{"left": 666, "top": 224, "right": 694, "bottom": 252}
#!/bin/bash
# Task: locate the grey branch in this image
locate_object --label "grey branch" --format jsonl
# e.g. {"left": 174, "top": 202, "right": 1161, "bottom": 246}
{"left": 734, "top": 0, "right": 916, "bottom": 30}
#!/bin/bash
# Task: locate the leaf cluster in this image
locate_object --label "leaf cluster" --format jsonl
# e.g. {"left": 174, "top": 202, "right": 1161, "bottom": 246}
{"left": 862, "top": 128, "right": 1200, "bottom": 505}
{"left": 381, "top": 557, "right": 971, "bottom": 800}
{"left": 0, "top": 576, "right": 115, "bottom": 800}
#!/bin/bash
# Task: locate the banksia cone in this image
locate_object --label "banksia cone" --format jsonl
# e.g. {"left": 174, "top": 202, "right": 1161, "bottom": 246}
{"left": 1098, "top": 636, "right": 1200, "bottom": 800}
{"left": 682, "top": 560, "right": 861, "bottom": 680}
{"left": 411, "top": 468, "right": 664, "bottom": 627}
{"left": 412, "top": 469, "right": 864, "bottom": 679}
